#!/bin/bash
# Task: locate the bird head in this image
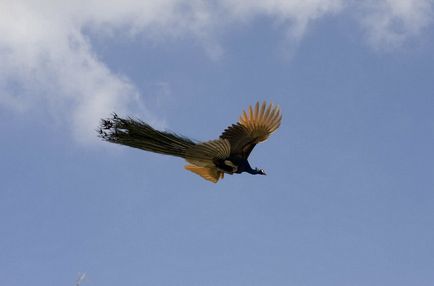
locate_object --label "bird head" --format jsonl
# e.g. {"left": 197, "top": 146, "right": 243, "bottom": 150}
{"left": 255, "top": 168, "right": 267, "bottom": 175}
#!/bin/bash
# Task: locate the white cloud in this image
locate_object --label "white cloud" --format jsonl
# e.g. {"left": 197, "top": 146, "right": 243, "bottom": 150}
{"left": 358, "top": 0, "right": 433, "bottom": 50}
{"left": 0, "top": 1, "right": 146, "bottom": 143}
{"left": 0, "top": 0, "right": 432, "bottom": 143}
{"left": 0, "top": 1, "right": 225, "bottom": 144}
{"left": 222, "top": 0, "right": 343, "bottom": 39}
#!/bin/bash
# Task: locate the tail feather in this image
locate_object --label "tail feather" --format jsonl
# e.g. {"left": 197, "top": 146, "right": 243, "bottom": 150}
{"left": 98, "top": 114, "right": 196, "bottom": 158}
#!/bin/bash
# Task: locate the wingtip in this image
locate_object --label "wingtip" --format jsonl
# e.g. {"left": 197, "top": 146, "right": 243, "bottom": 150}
{"left": 237, "top": 101, "right": 282, "bottom": 138}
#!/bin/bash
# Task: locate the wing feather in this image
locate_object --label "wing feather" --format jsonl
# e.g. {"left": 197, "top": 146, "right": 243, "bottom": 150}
{"left": 220, "top": 101, "right": 281, "bottom": 159}
{"left": 184, "top": 139, "right": 231, "bottom": 166}
{"left": 238, "top": 101, "right": 281, "bottom": 142}
{"left": 184, "top": 164, "right": 223, "bottom": 183}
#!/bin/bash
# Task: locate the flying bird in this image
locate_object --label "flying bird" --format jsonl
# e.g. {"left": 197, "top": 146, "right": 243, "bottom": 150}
{"left": 98, "top": 101, "right": 282, "bottom": 183}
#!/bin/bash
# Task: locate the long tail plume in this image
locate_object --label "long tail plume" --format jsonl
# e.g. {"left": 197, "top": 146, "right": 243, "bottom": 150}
{"left": 98, "top": 114, "right": 196, "bottom": 158}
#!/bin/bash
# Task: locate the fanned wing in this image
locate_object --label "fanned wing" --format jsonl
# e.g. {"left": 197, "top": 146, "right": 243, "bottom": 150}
{"left": 184, "top": 164, "right": 224, "bottom": 183}
{"left": 183, "top": 139, "right": 230, "bottom": 183}
{"left": 240, "top": 101, "right": 281, "bottom": 141}
{"left": 184, "top": 139, "right": 231, "bottom": 167}
{"left": 220, "top": 101, "right": 281, "bottom": 159}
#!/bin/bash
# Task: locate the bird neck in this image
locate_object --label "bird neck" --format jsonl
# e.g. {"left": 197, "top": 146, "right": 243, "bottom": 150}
{"left": 244, "top": 163, "right": 260, "bottom": 175}
{"left": 249, "top": 168, "right": 262, "bottom": 175}
{"left": 229, "top": 158, "right": 260, "bottom": 175}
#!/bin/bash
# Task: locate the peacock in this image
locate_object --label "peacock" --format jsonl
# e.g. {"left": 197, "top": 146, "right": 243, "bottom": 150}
{"left": 98, "top": 101, "right": 282, "bottom": 183}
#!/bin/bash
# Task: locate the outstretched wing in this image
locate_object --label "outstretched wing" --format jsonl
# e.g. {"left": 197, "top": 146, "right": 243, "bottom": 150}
{"left": 184, "top": 164, "right": 224, "bottom": 183}
{"left": 183, "top": 139, "right": 230, "bottom": 183}
{"left": 184, "top": 139, "right": 231, "bottom": 165}
{"left": 220, "top": 101, "right": 281, "bottom": 159}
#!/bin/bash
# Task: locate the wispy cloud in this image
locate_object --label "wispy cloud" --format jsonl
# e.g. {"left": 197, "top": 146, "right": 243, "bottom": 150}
{"left": 0, "top": 0, "right": 432, "bottom": 143}
{"left": 0, "top": 1, "right": 148, "bottom": 143}
{"left": 357, "top": 0, "right": 433, "bottom": 50}
{"left": 0, "top": 1, "right": 223, "bottom": 143}
{"left": 222, "top": 0, "right": 343, "bottom": 40}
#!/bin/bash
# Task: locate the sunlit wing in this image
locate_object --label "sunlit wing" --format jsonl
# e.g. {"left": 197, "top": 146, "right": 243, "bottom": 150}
{"left": 220, "top": 101, "right": 281, "bottom": 159}
{"left": 184, "top": 164, "right": 224, "bottom": 183}
{"left": 183, "top": 139, "right": 229, "bottom": 182}
{"left": 184, "top": 139, "right": 230, "bottom": 167}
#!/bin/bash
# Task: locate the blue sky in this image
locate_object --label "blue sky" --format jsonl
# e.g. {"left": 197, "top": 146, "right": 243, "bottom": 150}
{"left": 1, "top": 1, "right": 434, "bottom": 285}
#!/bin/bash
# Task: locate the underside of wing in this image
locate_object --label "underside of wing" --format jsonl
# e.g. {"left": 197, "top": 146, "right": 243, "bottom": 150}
{"left": 239, "top": 101, "right": 282, "bottom": 142}
{"left": 184, "top": 139, "right": 231, "bottom": 167}
{"left": 184, "top": 164, "right": 224, "bottom": 183}
{"left": 220, "top": 101, "right": 281, "bottom": 158}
